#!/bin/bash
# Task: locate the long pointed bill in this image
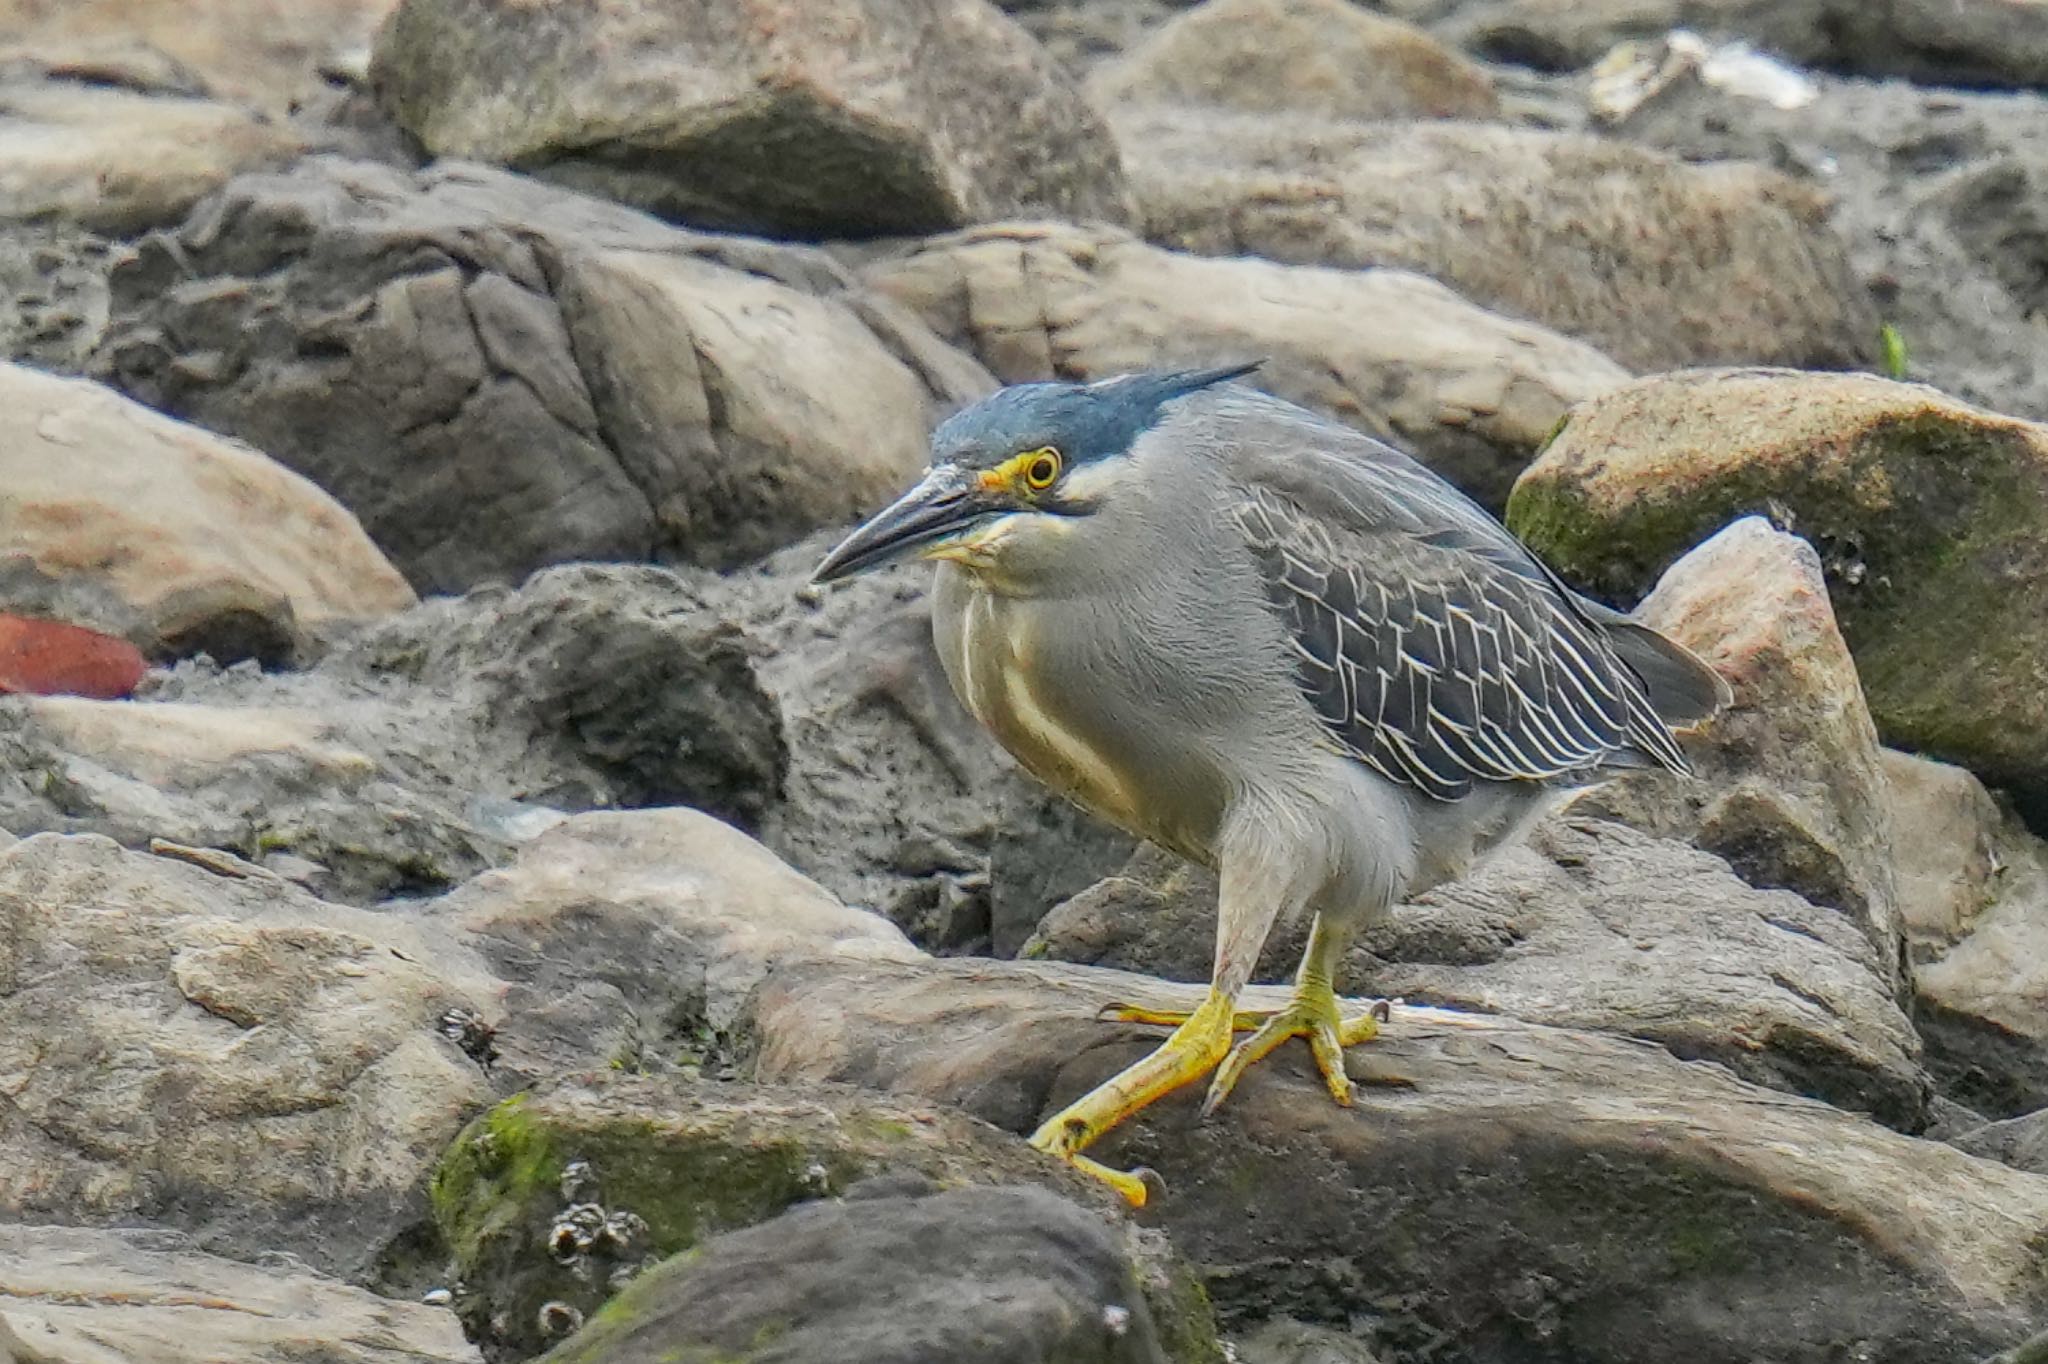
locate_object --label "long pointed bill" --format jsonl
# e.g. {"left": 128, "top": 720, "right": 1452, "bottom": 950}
{"left": 811, "top": 465, "right": 996, "bottom": 584}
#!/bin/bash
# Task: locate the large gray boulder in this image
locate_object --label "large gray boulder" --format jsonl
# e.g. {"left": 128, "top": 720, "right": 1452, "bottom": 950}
{"left": 1568, "top": 517, "right": 1902, "bottom": 974}
{"left": 859, "top": 221, "right": 1629, "bottom": 507}
{"left": 430, "top": 1073, "right": 1216, "bottom": 1362}
{"left": 752, "top": 955, "right": 2048, "bottom": 1364}
{"left": 1116, "top": 113, "right": 1879, "bottom": 374}
{"left": 95, "top": 158, "right": 989, "bottom": 594}
{"left": 1507, "top": 369, "right": 2048, "bottom": 805}
{"left": 536, "top": 1184, "right": 1199, "bottom": 1364}
{"left": 369, "top": 0, "right": 1132, "bottom": 237}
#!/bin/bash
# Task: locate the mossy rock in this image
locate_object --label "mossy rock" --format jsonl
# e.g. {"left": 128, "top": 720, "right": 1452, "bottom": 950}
{"left": 538, "top": 1184, "right": 1190, "bottom": 1364}
{"left": 429, "top": 1072, "right": 1222, "bottom": 1362}
{"left": 1508, "top": 367, "right": 2048, "bottom": 802}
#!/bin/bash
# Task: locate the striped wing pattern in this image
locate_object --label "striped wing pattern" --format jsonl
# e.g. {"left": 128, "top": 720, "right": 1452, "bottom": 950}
{"left": 1237, "top": 483, "right": 1688, "bottom": 802}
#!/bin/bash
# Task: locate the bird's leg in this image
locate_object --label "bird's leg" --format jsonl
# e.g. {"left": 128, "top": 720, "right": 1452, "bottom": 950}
{"left": 1030, "top": 830, "right": 1295, "bottom": 1205}
{"left": 1027, "top": 985, "right": 1240, "bottom": 1205}
{"left": 1200, "top": 913, "right": 1379, "bottom": 1115}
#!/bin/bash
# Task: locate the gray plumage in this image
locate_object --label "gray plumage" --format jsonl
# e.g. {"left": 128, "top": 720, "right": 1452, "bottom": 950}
{"left": 812, "top": 367, "right": 1728, "bottom": 1197}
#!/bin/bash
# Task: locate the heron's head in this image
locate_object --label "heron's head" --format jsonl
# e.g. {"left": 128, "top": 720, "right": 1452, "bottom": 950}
{"left": 811, "top": 362, "right": 1258, "bottom": 585}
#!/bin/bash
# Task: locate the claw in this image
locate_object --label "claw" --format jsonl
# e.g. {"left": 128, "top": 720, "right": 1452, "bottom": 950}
{"left": 1028, "top": 989, "right": 1239, "bottom": 1206}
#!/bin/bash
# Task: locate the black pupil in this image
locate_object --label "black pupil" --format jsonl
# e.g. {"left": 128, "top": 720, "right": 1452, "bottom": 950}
{"left": 1030, "top": 457, "right": 1056, "bottom": 484}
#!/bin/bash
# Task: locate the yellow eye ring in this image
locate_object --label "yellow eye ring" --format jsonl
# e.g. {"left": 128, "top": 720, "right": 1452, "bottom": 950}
{"left": 1022, "top": 447, "right": 1061, "bottom": 491}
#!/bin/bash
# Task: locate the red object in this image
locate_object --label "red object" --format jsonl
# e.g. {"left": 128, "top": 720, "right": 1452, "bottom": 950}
{"left": 0, "top": 614, "right": 147, "bottom": 699}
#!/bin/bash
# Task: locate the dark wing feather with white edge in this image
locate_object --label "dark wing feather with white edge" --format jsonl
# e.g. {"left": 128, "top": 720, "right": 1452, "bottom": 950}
{"left": 1230, "top": 415, "right": 1692, "bottom": 802}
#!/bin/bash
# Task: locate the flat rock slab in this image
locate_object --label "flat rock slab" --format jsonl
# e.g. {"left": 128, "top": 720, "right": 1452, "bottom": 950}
{"left": 752, "top": 955, "right": 2048, "bottom": 1363}
{"left": 1030, "top": 814, "right": 1924, "bottom": 1129}
{"left": 0, "top": 70, "right": 303, "bottom": 233}
{"left": 860, "top": 221, "right": 1628, "bottom": 508}
{"left": 0, "top": 809, "right": 912, "bottom": 1283}
{"left": 0, "top": 1223, "right": 476, "bottom": 1364}
{"left": 1117, "top": 114, "right": 1877, "bottom": 375}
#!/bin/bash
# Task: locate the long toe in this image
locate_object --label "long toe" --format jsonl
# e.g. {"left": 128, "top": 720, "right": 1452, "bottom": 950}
{"left": 1028, "top": 989, "right": 1240, "bottom": 1206}
{"left": 1200, "top": 986, "right": 1388, "bottom": 1116}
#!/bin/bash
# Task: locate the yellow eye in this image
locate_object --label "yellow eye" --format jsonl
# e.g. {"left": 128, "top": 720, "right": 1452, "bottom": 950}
{"left": 1022, "top": 447, "right": 1061, "bottom": 491}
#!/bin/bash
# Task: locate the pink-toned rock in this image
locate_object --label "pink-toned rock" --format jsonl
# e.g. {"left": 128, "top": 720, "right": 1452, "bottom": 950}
{"left": 1572, "top": 515, "right": 1902, "bottom": 974}
{"left": 0, "top": 363, "right": 415, "bottom": 663}
{"left": 0, "top": 614, "right": 146, "bottom": 699}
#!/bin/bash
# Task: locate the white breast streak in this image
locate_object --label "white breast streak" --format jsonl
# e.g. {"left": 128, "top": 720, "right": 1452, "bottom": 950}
{"left": 963, "top": 594, "right": 1139, "bottom": 825}
{"left": 1002, "top": 659, "right": 1140, "bottom": 824}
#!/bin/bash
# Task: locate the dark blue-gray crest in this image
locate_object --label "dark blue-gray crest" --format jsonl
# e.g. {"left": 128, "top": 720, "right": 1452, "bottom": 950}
{"left": 932, "top": 362, "right": 1261, "bottom": 470}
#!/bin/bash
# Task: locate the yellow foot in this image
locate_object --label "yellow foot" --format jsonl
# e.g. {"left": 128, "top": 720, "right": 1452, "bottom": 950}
{"left": 1098, "top": 991, "right": 1392, "bottom": 1116}
{"left": 1027, "top": 988, "right": 1240, "bottom": 1208}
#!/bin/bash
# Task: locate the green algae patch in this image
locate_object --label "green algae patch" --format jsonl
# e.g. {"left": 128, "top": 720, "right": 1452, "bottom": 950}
{"left": 428, "top": 1070, "right": 1207, "bottom": 1361}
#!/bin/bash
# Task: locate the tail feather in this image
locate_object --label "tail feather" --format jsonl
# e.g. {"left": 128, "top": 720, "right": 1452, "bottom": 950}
{"left": 1583, "top": 599, "right": 1732, "bottom": 730}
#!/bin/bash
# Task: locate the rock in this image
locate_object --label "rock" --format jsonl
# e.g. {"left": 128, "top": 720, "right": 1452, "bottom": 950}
{"left": 0, "top": 0, "right": 402, "bottom": 114}
{"left": 0, "top": 225, "right": 111, "bottom": 373}
{"left": 754, "top": 955, "right": 2048, "bottom": 1362}
{"left": 1596, "top": 60, "right": 2048, "bottom": 434}
{"left": 1875, "top": 744, "right": 2048, "bottom": 1118}
{"left": 0, "top": 363, "right": 415, "bottom": 665}
{"left": 1231, "top": 1319, "right": 1386, "bottom": 1364}
{"left": 1030, "top": 815, "right": 1926, "bottom": 1128}
{"left": 0, "top": 65, "right": 302, "bottom": 234}
{"left": 0, "top": 617, "right": 145, "bottom": 699}
{"left": 1116, "top": 113, "right": 1879, "bottom": 374}
{"left": 859, "top": 221, "right": 1630, "bottom": 506}
{"left": 1085, "top": 0, "right": 1498, "bottom": 121}
{"left": 433, "top": 809, "right": 920, "bottom": 1079}
{"left": 1006, "top": 0, "right": 1185, "bottom": 73}
{"left": 0, "top": 566, "right": 786, "bottom": 903}
{"left": 95, "top": 158, "right": 986, "bottom": 594}
{"left": 1415, "top": 0, "right": 2048, "bottom": 92}
{"left": 0, "top": 831, "right": 502, "bottom": 1282}
{"left": 369, "top": 0, "right": 1131, "bottom": 237}
{"left": 1884, "top": 749, "right": 2005, "bottom": 950}
{"left": 538, "top": 1183, "right": 1206, "bottom": 1364}
{"left": 0, "top": 806, "right": 917, "bottom": 1285}
{"left": 1569, "top": 518, "right": 1902, "bottom": 973}
{"left": 991, "top": 781, "right": 1141, "bottom": 957}
{"left": 0, "top": 1223, "right": 477, "bottom": 1364}
{"left": 1915, "top": 823, "right": 2048, "bottom": 1118}
{"left": 429, "top": 1071, "right": 1195, "bottom": 1361}
{"left": 1025, "top": 840, "right": 1297, "bottom": 983}
{"left": 1507, "top": 368, "right": 2048, "bottom": 804}
{"left": 1957, "top": 1109, "right": 2048, "bottom": 1177}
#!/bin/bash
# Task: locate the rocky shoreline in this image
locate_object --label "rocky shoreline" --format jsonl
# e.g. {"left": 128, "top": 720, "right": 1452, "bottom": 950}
{"left": 4, "top": 1, "right": 2048, "bottom": 1362}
